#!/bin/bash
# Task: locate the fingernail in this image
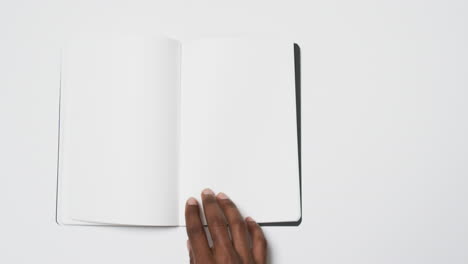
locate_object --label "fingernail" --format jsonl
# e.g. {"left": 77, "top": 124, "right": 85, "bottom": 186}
{"left": 246, "top": 216, "right": 255, "bottom": 222}
{"left": 187, "top": 240, "right": 191, "bottom": 251}
{"left": 187, "top": 197, "right": 198, "bottom": 205}
{"left": 217, "top": 192, "right": 229, "bottom": 199}
{"left": 202, "top": 188, "right": 215, "bottom": 196}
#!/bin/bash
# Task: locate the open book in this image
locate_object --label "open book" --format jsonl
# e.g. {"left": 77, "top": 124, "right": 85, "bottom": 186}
{"left": 56, "top": 35, "right": 302, "bottom": 226}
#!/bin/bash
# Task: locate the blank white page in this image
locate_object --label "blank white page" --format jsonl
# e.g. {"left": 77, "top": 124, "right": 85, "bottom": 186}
{"left": 179, "top": 39, "right": 301, "bottom": 225}
{"left": 57, "top": 35, "right": 180, "bottom": 226}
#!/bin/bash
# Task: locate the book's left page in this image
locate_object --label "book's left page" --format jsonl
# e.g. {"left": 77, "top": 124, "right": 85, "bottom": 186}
{"left": 57, "top": 35, "right": 181, "bottom": 226}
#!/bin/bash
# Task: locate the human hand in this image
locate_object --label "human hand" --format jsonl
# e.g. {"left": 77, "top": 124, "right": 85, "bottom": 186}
{"left": 185, "top": 188, "right": 267, "bottom": 264}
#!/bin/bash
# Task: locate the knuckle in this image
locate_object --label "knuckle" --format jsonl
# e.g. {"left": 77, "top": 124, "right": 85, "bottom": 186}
{"left": 199, "top": 257, "right": 216, "bottom": 264}
{"left": 216, "top": 250, "right": 242, "bottom": 264}
{"left": 210, "top": 216, "right": 227, "bottom": 228}
{"left": 218, "top": 239, "right": 234, "bottom": 251}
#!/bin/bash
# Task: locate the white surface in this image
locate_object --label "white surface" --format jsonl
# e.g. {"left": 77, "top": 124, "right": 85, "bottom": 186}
{"left": 58, "top": 36, "right": 180, "bottom": 226}
{"left": 1, "top": 0, "right": 468, "bottom": 263}
{"left": 179, "top": 39, "right": 300, "bottom": 225}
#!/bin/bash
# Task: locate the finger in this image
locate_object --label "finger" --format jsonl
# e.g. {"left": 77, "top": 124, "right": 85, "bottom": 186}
{"left": 201, "top": 188, "right": 232, "bottom": 250}
{"left": 216, "top": 192, "right": 252, "bottom": 262}
{"left": 187, "top": 240, "right": 194, "bottom": 264}
{"left": 185, "top": 197, "right": 211, "bottom": 259}
{"left": 246, "top": 217, "right": 267, "bottom": 264}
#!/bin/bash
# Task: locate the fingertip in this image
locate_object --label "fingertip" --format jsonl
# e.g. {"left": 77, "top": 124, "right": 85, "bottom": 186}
{"left": 245, "top": 216, "right": 256, "bottom": 223}
{"left": 202, "top": 188, "right": 215, "bottom": 196}
{"left": 216, "top": 192, "right": 229, "bottom": 200}
{"left": 187, "top": 197, "right": 198, "bottom": 206}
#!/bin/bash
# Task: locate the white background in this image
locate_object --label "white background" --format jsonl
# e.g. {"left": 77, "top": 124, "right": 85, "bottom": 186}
{"left": 1, "top": 0, "right": 467, "bottom": 263}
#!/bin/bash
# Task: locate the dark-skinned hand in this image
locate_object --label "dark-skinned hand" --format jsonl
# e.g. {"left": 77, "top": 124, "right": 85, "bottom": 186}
{"left": 185, "top": 188, "right": 267, "bottom": 264}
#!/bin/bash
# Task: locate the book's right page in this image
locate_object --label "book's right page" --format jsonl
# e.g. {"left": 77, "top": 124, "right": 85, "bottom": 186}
{"left": 179, "top": 38, "right": 301, "bottom": 225}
